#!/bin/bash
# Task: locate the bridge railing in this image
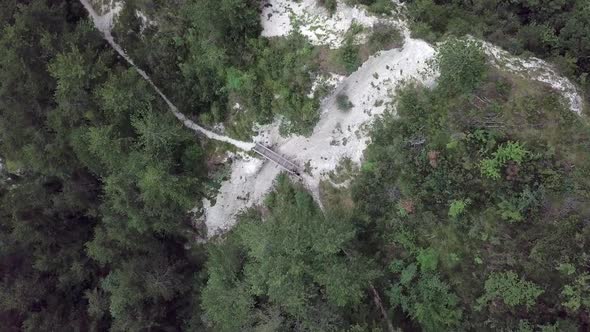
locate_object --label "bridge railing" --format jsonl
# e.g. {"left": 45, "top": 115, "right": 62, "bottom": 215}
{"left": 252, "top": 143, "right": 301, "bottom": 177}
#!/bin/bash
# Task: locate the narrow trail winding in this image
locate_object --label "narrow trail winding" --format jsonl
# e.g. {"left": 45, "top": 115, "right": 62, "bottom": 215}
{"left": 79, "top": 0, "right": 256, "bottom": 152}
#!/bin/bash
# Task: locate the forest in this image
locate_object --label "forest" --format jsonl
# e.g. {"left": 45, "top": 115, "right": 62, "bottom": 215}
{"left": 0, "top": 0, "right": 589, "bottom": 331}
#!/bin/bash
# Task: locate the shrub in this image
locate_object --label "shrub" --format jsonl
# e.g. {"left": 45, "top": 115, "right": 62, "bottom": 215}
{"left": 336, "top": 93, "right": 354, "bottom": 111}
{"left": 448, "top": 199, "right": 469, "bottom": 218}
{"left": 432, "top": 37, "right": 487, "bottom": 95}
{"left": 517, "top": 23, "right": 558, "bottom": 55}
{"left": 480, "top": 158, "right": 501, "bottom": 179}
{"left": 368, "top": 23, "right": 403, "bottom": 53}
{"left": 345, "top": 0, "right": 395, "bottom": 15}
{"left": 338, "top": 37, "right": 361, "bottom": 73}
{"left": 561, "top": 273, "right": 590, "bottom": 312}
{"left": 496, "top": 200, "right": 524, "bottom": 223}
{"left": 410, "top": 21, "right": 439, "bottom": 42}
{"left": 388, "top": 271, "right": 463, "bottom": 331}
{"left": 228, "top": 34, "right": 320, "bottom": 136}
{"left": 480, "top": 141, "right": 529, "bottom": 179}
{"left": 417, "top": 248, "right": 438, "bottom": 272}
{"left": 493, "top": 141, "right": 528, "bottom": 165}
{"left": 318, "top": 0, "right": 337, "bottom": 14}
{"left": 367, "top": 0, "right": 395, "bottom": 15}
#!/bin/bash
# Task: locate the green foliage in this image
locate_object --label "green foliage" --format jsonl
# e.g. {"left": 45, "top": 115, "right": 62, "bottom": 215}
{"left": 494, "top": 141, "right": 528, "bottom": 164}
{"left": 175, "top": 0, "right": 261, "bottom": 109}
{"left": 433, "top": 37, "right": 487, "bottom": 95}
{"left": 557, "top": 263, "right": 576, "bottom": 276}
{"left": 131, "top": 110, "right": 183, "bottom": 158}
{"left": 367, "top": 0, "right": 396, "bottom": 15}
{"left": 202, "top": 175, "right": 380, "bottom": 330}
{"left": 101, "top": 258, "right": 188, "bottom": 320}
{"left": 318, "top": 0, "right": 338, "bottom": 14}
{"left": 496, "top": 199, "right": 524, "bottom": 223}
{"left": 0, "top": 2, "right": 210, "bottom": 330}
{"left": 518, "top": 23, "right": 558, "bottom": 54}
{"left": 561, "top": 273, "right": 590, "bottom": 312}
{"left": 227, "top": 34, "right": 320, "bottom": 136}
{"left": 389, "top": 266, "right": 462, "bottom": 331}
{"left": 417, "top": 248, "right": 439, "bottom": 272}
{"left": 480, "top": 141, "right": 529, "bottom": 179}
{"left": 477, "top": 271, "right": 544, "bottom": 309}
{"left": 368, "top": 23, "right": 403, "bottom": 54}
{"left": 345, "top": 0, "right": 396, "bottom": 15}
{"left": 448, "top": 199, "right": 469, "bottom": 218}
{"left": 201, "top": 240, "right": 254, "bottom": 332}
{"left": 98, "top": 69, "right": 154, "bottom": 117}
{"left": 480, "top": 158, "right": 501, "bottom": 179}
{"left": 338, "top": 37, "right": 361, "bottom": 74}
{"left": 48, "top": 46, "right": 90, "bottom": 105}
{"left": 3, "top": 0, "right": 590, "bottom": 331}
{"left": 132, "top": 0, "right": 322, "bottom": 136}
{"left": 336, "top": 93, "right": 354, "bottom": 111}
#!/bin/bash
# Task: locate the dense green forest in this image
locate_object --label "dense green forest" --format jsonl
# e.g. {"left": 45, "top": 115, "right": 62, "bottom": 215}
{"left": 1, "top": 0, "right": 589, "bottom": 331}
{"left": 0, "top": 1, "right": 210, "bottom": 330}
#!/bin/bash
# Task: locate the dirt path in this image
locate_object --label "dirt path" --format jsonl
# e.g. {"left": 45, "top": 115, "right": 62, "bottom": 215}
{"left": 79, "top": 0, "right": 255, "bottom": 152}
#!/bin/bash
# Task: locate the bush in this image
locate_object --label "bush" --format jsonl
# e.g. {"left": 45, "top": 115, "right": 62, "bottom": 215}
{"left": 337, "top": 37, "right": 361, "bottom": 73}
{"left": 227, "top": 34, "right": 320, "bottom": 136}
{"left": 479, "top": 141, "right": 529, "bottom": 179}
{"left": 517, "top": 23, "right": 558, "bottom": 55}
{"left": 367, "top": 0, "right": 396, "bottom": 15}
{"left": 480, "top": 158, "right": 501, "bottom": 179}
{"left": 336, "top": 93, "right": 354, "bottom": 111}
{"left": 561, "top": 273, "right": 590, "bottom": 312}
{"left": 318, "top": 0, "right": 338, "bottom": 14}
{"left": 410, "top": 21, "right": 439, "bottom": 43}
{"left": 433, "top": 37, "right": 487, "bottom": 95}
{"left": 448, "top": 199, "right": 469, "bottom": 218}
{"left": 493, "top": 141, "right": 528, "bottom": 165}
{"left": 368, "top": 23, "right": 403, "bottom": 53}
{"left": 345, "top": 0, "right": 395, "bottom": 15}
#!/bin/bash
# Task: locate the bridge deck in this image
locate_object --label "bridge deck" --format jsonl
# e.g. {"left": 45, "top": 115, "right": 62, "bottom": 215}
{"left": 252, "top": 143, "right": 301, "bottom": 176}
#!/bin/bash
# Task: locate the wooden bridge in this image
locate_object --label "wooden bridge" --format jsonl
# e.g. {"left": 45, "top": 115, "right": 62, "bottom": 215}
{"left": 252, "top": 143, "right": 301, "bottom": 177}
